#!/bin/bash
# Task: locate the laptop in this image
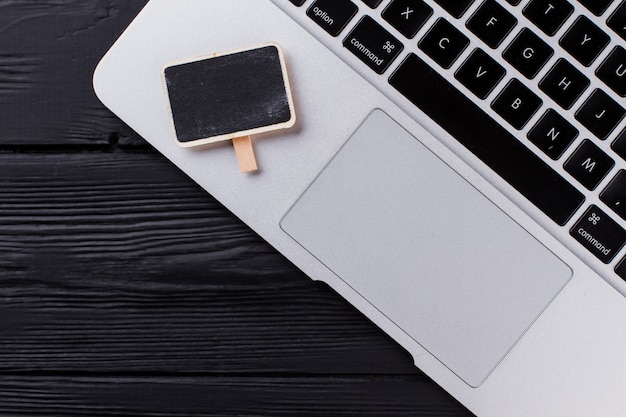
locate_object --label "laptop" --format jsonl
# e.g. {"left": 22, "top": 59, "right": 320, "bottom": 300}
{"left": 93, "top": 0, "right": 626, "bottom": 415}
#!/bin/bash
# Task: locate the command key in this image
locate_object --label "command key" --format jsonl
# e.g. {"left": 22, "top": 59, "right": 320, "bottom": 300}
{"left": 343, "top": 16, "right": 403, "bottom": 74}
{"left": 571, "top": 205, "right": 626, "bottom": 263}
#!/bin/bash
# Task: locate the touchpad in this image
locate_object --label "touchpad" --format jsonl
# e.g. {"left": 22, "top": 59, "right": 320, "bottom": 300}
{"left": 280, "top": 109, "right": 572, "bottom": 387}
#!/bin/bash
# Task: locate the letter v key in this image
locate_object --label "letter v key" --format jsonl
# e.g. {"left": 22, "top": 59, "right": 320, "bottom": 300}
{"left": 455, "top": 49, "right": 506, "bottom": 99}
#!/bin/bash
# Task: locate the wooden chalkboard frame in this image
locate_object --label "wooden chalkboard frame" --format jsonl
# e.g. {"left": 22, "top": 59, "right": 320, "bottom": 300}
{"left": 161, "top": 42, "right": 296, "bottom": 149}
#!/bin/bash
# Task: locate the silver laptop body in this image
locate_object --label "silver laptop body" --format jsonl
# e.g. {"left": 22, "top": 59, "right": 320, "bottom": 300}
{"left": 93, "top": 0, "right": 626, "bottom": 415}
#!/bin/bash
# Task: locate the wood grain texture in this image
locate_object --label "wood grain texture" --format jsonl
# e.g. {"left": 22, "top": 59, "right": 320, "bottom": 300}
{"left": 0, "top": 0, "right": 148, "bottom": 147}
{"left": 0, "top": 152, "right": 412, "bottom": 373}
{"left": 0, "top": 151, "right": 473, "bottom": 415}
{"left": 0, "top": 1, "right": 475, "bottom": 416}
{"left": 0, "top": 376, "right": 471, "bottom": 417}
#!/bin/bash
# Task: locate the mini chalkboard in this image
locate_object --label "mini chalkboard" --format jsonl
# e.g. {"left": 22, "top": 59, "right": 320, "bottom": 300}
{"left": 163, "top": 43, "right": 296, "bottom": 172}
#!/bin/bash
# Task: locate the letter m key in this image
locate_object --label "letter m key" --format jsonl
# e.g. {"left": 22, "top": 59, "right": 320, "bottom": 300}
{"left": 582, "top": 157, "right": 596, "bottom": 172}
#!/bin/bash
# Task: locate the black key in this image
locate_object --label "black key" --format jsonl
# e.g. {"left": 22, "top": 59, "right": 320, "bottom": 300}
{"left": 466, "top": 0, "right": 518, "bottom": 48}
{"left": 307, "top": 0, "right": 358, "bottom": 37}
{"left": 576, "top": 0, "right": 614, "bottom": 16}
{"left": 615, "top": 256, "right": 626, "bottom": 281}
{"left": 601, "top": 170, "right": 626, "bottom": 220}
{"left": 383, "top": 0, "right": 433, "bottom": 39}
{"left": 290, "top": 0, "right": 307, "bottom": 6}
{"left": 503, "top": 28, "right": 554, "bottom": 79}
{"left": 596, "top": 46, "right": 626, "bottom": 97}
{"left": 418, "top": 18, "right": 470, "bottom": 68}
{"left": 608, "top": 0, "right": 626, "bottom": 42}
{"left": 575, "top": 89, "right": 626, "bottom": 140}
{"left": 571, "top": 205, "right": 626, "bottom": 263}
{"left": 505, "top": 0, "right": 522, "bottom": 5}
{"left": 560, "top": 16, "right": 610, "bottom": 66}
{"left": 433, "top": 0, "right": 475, "bottom": 18}
{"left": 455, "top": 48, "right": 506, "bottom": 98}
{"left": 362, "top": 0, "right": 384, "bottom": 7}
{"left": 539, "top": 58, "right": 590, "bottom": 109}
{"left": 389, "top": 54, "right": 585, "bottom": 225}
{"left": 564, "top": 139, "right": 614, "bottom": 189}
{"left": 523, "top": 0, "right": 574, "bottom": 36}
{"left": 343, "top": 16, "right": 404, "bottom": 74}
{"left": 612, "top": 127, "right": 626, "bottom": 161}
{"left": 491, "top": 78, "right": 543, "bottom": 129}
{"left": 528, "top": 109, "right": 579, "bottom": 159}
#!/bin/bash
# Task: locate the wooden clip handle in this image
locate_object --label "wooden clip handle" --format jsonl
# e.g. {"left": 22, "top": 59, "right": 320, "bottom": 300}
{"left": 232, "top": 136, "right": 258, "bottom": 173}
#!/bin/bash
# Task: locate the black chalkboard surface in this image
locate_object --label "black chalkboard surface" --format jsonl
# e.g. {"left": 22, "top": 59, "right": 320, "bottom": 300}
{"left": 164, "top": 44, "right": 295, "bottom": 147}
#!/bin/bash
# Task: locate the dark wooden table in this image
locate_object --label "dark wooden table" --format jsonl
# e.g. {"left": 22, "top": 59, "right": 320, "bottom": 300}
{"left": 0, "top": 1, "right": 474, "bottom": 415}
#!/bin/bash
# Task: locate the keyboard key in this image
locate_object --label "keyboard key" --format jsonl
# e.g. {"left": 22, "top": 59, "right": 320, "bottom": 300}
{"left": 575, "top": 89, "right": 626, "bottom": 140}
{"left": 528, "top": 109, "right": 579, "bottom": 159}
{"left": 564, "top": 139, "right": 614, "bottom": 189}
{"left": 466, "top": 0, "right": 518, "bottom": 48}
{"left": 343, "top": 16, "right": 404, "bottom": 74}
{"left": 307, "top": 0, "right": 358, "bottom": 37}
{"left": 576, "top": 0, "right": 614, "bottom": 16}
{"left": 560, "top": 16, "right": 610, "bottom": 66}
{"left": 389, "top": 54, "right": 585, "bottom": 225}
{"left": 601, "top": 170, "right": 626, "bottom": 220}
{"left": 612, "top": 127, "right": 626, "bottom": 161}
{"left": 608, "top": 0, "right": 626, "bottom": 41}
{"left": 455, "top": 48, "right": 506, "bottom": 98}
{"left": 418, "top": 18, "right": 470, "bottom": 68}
{"left": 523, "top": 0, "right": 574, "bottom": 36}
{"left": 290, "top": 0, "right": 307, "bottom": 6}
{"left": 505, "top": 0, "right": 522, "bottom": 5}
{"left": 433, "top": 0, "right": 475, "bottom": 18}
{"left": 616, "top": 256, "right": 626, "bottom": 281}
{"left": 492, "top": 78, "right": 543, "bottom": 129}
{"left": 539, "top": 58, "right": 590, "bottom": 109}
{"left": 571, "top": 205, "right": 626, "bottom": 263}
{"left": 383, "top": 0, "right": 433, "bottom": 39}
{"left": 362, "top": 0, "right": 384, "bottom": 8}
{"left": 596, "top": 46, "right": 626, "bottom": 97}
{"left": 503, "top": 28, "right": 554, "bottom": 79}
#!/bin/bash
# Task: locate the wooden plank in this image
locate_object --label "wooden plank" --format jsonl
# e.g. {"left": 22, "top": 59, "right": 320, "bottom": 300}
{"left": 0, "top": 0, "right": 148, "bottom": 147}
{"left": 0, "top": 376, "right": 474, "bottom": 416}
{"left": 0, "top": 274, "right": 417, "bottom": 374}
{"left": 0, "top": 151, "right": 286, "bottom": 272}
{"left": 0, "top": 152, "right": 417, "bottom": 374}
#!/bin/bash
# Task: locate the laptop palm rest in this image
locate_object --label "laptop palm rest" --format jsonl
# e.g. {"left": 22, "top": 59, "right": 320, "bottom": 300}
{"left": 280, "top": 109, "right": 572, "bottom": 387}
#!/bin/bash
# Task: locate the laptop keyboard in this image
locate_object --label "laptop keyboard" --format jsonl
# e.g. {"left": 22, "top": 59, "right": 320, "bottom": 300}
{"left": 283, "top": 0, "right": 626, "bottom": 284}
